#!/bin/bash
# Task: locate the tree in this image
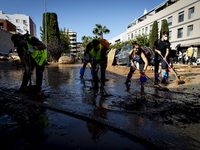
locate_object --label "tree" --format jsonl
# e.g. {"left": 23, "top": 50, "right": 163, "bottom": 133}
{"left": 41, "top": 12, "right": 60, "bottom": 44}
{"left": 160, "top": 19, "right": 169, "bottom": 39}
{"left": 47, "top": 37, "right": 64, "bottom": 62}
{"left": 135, "top": 34, "right": 149, "bottom": 47}
{"left": 60, "top": 28, "right": 71, "bottom": 53}
{"left": 92, "top": 23, "right": 110, "bottom": 39}
{"left": 81, "top": 36, "right": 93, "bottom": 49}
{"left": 149, "top": 20, "right": 158, "bottom": 50}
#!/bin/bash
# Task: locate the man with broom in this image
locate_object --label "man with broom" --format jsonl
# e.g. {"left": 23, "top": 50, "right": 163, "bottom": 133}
{"left": 11, "top": 34, "right": 47, "bottom": 94}
{"left": 86, "top": 39, "right": 108, "bottom": 89}
{"left": 153, "top": 31, "right": 170, "bottom": 85}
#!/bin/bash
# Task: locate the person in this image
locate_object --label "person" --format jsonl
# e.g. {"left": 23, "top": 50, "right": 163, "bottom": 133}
{"left": 11, "top": 34, "right": 47, "bottom": 94}
{"left": 80, "top": 46, "right": 93, "bottom": 78}
{"left": 186, "top": 45, "right": 194, "bottom": 65}
{"left": 86, "top": 39, "right": 108, "bottom": 88}
{"left": 178, "top": 50, "right": 183, "bottom": 64}
{"left": 125, "top": 41, "right": 148, "bottom": 86}
{"left": 153, "top": 31, "right": 170, "bottom": 85}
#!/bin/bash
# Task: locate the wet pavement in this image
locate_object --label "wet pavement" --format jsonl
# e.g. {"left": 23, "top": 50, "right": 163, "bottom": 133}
{"left": 1, "top": 61, "right": 200, "bottom": 150}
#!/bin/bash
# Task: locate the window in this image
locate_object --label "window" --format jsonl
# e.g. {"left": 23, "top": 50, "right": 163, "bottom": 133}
{"left": 188, "top": 7, "right": 194, "bottom": 19}
{"left": 128, "top": 34, "right": 130, "bottom": 40}
{"left": 23, "top": 26, "right": 27, "bottom": 31}
{"left": 0, "top": 23, "right": 4, "bottom": 29}
{"left": 158, "top": 22, "right": 160, "bottom": 30}
{"left": 16, "top": 19, "right": 20, "bottom": 23}
{"left": 178, "top": 11, "right": 184, "bottom": 22}
{"left": 135, "top": 31, "right": 137, "bottom": 36}
{"left": 168, "top": 16, "right": 172, "bottom": 26}
{"left": 145, "top": 27, "right": 148, "bottom": 34}
{"left": 150, "top": 25, "right": 152, "bottom": 33}
{"left": 139, "top": 30, "right": 141, "bottom": 35}
{"left": 131, "top": 33, "right": 133, "bottom": 39}
{"left": 142, "top": 28, "right": 144, "bottom": 35}
{"left": 177, "top": 28, "right": 183, "bottom": 38}
{"left": 187, "top": 25, "right": 193, "bottom": 36}
{"left": 169, "top": 31, "right": 172, "bottom": 40}
{"left": 16, "top": 26, "right": 21, "bottom": 30}
{"left": 23, "top": 20, "right": 27, "bottom": 24}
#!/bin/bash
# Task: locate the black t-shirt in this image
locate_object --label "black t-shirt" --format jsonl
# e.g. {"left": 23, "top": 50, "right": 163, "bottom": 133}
{"left": 17, "top": 36, "right": 40, "bottom": 57}
{"left": 154, "top": 39, "right": 170, "bottom": 57}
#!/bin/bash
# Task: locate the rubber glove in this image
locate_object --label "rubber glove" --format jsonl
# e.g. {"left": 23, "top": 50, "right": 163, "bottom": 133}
{"left": 27, "top": 46, "right": 37, "bottom": 54}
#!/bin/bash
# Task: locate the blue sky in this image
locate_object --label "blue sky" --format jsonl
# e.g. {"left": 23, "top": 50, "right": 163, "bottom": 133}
{"left": 1, "top": 0, "right": 164, "bottom": 42}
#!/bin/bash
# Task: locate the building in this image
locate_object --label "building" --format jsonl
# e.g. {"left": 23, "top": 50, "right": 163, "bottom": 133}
{"left": 0, "top": 11, "right": 36, "bottom": 37}
{"left": 76, "top": 42, "right": 85, "bottom": 53}
{"left": 68, "top": 30, "right": 77, "bottom": 54}
{"left": 109, "top": 0, "right": 200, "bottom": 54}
{"left": 0, "top": 19, "right": 16, "bottom": 33}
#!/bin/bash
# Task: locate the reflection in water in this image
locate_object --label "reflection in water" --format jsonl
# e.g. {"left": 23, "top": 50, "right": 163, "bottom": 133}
{"left": 86, "top": 122, "right": 108, "bottom": 142}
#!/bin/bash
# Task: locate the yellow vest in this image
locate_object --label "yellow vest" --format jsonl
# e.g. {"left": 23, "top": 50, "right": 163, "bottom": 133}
{"left": 90, "top": 44, "right": 102, "bottom": 61}
{"left": 187, "top": 47, "right": 194, "bottom": 57}
{"left": 23, "top": 36, "right": 47, "bottom": 66}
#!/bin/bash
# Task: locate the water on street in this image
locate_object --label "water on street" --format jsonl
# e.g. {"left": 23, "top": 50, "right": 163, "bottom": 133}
{"left": 1, "top": 61, "right": 200, "bottom": 150}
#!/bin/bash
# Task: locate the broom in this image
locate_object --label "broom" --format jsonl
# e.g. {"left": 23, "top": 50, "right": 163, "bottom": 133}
{"left": 160, "top": 55, "right": 185, "bottom": 84}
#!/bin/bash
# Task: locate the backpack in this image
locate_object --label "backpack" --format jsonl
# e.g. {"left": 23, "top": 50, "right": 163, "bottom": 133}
{"left": 99, "top": 39, "right": 110, "bottom": 50}
{"left": 140, "top": 46, "right": 151, "bottom": 60}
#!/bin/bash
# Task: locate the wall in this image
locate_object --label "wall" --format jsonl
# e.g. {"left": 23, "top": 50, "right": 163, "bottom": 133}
{"left": 0, "top": 29, "right": 15, "bottom": 53}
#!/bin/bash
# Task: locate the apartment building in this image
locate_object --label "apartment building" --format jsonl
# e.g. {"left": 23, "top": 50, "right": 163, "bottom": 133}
{"left": 109, "top": 0, "right": 200, "bottom": 54}
{"left": 76, "top": 42, "right": 85, "bottom": 53}
{"left": 68, "top": 30, "right": 77, "bottom": 54}
{"left": 0, "top": 19, "right": 16, "bottom": 33}
{"left": 0, "top": 11, "right": 36, "bottom": 37}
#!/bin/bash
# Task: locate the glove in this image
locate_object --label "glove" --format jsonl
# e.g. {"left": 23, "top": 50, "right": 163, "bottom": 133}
{"left": 27, "top": 46, "right": 37, "bottom": 54}
{"left": 25, "top": 67, "right": 30, "bottom": 75}
{"left": 127, "top": 62, "right": 132, "bottom": 67}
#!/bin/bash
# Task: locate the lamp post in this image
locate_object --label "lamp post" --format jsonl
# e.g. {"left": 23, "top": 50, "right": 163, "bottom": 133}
{"left": 45, "top": 0, "right": 47, "bottom": 61}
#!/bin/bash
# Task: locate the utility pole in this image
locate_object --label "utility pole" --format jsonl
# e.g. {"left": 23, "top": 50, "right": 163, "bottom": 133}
{"left": 45, "top": 0, "right": 48, "bottom": 61}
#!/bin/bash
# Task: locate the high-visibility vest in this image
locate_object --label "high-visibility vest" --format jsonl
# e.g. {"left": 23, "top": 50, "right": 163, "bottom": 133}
{"left": 22, "top": 36, "right": 47, "bottom": 66}
{"left": 187, "top": 47, "right": 194, "bottom": 57}
{"left": 90, "top": 43, "right": 103, "bottom": 61}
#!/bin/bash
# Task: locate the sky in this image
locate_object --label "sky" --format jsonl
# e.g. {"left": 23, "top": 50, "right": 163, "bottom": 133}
{"left": 1, "top": 0, "right": 164, "bottom": 42}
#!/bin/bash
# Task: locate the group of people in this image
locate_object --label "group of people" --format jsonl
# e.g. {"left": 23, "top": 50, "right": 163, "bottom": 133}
{"left": 178, "top": 45, "right": 195, "bottom": 65}
{"left": 125, "top": 31, "right": 171, "bottom": 86}
{"left": 11, "top": 31, "right": 172, "bottom": 94}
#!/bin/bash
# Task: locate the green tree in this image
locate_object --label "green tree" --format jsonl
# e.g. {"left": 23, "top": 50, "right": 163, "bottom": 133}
{"left": 41, "top": 12, "right": 60, "bottom": 44}
{"left": 92, "top": 23, "right": 110, "bottom": 39}
{"left": 81, "top": 36, "right": 93, "bottom": 49}
{"left": 135, "top": 34, "right": 149, "bottom": 47}
{"left": 60, "top": 28, "right": 71, "bottom": 53}
{"left": 160, "top": 19, "right": 169, "bottom": 39}
{"left": 149, "top": 20, "right": 158, "bottom": 50}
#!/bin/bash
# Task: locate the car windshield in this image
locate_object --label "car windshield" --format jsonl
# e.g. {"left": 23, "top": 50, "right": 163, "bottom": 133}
{"left": 120, "top": 46, "right": 132, "bottom": 53}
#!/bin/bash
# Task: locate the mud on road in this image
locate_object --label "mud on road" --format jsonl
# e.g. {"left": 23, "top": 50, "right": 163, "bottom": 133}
{"left": 1, "top": 61, "right": 200, "bottom": 149}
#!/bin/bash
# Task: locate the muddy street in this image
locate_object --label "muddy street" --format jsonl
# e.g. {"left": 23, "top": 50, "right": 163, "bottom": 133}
{"left": 1, "top": 61, "right": 200, "bottom": 150}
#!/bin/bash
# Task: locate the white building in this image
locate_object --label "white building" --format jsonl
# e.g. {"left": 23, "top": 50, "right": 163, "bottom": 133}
{"left": 68, "top": 30, "right": 77, "bottom": 54}
{"left": 0, "top": 11, "right": 36, "bottom": 37}
{"left": 109, "top": 0, "right": 200, "bottom": 53}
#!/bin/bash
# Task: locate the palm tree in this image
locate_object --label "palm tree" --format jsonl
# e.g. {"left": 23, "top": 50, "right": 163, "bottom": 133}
{"left": 92, "top": 23, "right": 110, "bottom": 39}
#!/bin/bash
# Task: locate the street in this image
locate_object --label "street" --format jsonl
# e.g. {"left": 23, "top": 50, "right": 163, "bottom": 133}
{"left": 1, "top": 61, "right": 200, "bottom": 150}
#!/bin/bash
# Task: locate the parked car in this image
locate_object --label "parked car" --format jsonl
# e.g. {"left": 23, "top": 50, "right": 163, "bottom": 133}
{"left": 115, "top": 45, "right": 133, "bottom": 65}
{"left": 0, "top": 52, "right": 9, "bottom": 61}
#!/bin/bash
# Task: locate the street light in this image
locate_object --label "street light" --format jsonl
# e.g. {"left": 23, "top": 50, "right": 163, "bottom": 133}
{"left": 45, "top": 0, "right": 47, "bottom": 61}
